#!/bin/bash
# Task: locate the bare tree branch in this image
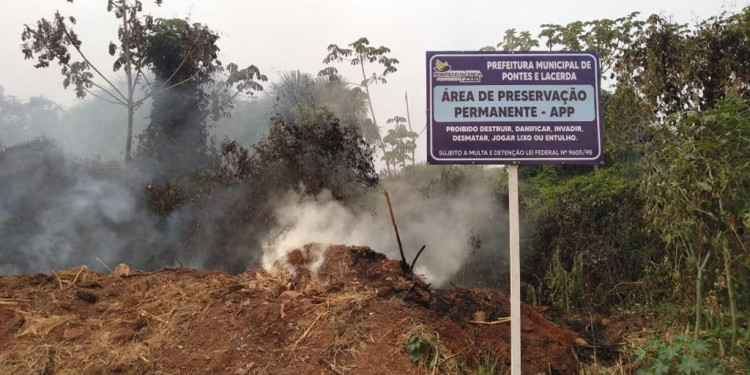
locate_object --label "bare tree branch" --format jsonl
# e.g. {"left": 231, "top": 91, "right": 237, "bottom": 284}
{"left": 62, "top": 28, "right": 128, "bottom": 102}
{"left": 135, "top": 68, "right": 202, "bottom": 105}
{"left": 138, "top": 66, "right": 152, "bottom": 86}
{"left": 84, "top": 87, "right": 127, "bottom": 105}
{"left": 87, "top": 78, "right": 128, "bottom": 104}
{"left": 152, "top": 37, "right": 201, "bottom": 94}
{"left": 59, "top": 57, "right": 129, "bottom": 104}
{"left": 216, "top": 88, "right": 246, "bottom": 111}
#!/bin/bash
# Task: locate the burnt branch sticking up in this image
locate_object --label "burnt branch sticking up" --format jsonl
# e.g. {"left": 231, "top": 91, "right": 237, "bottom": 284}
{"left": 381, "top": 189, "right": 409, "bottom": 272}
{"left": 382, "top": 189, "right": 428, "bottom": 274}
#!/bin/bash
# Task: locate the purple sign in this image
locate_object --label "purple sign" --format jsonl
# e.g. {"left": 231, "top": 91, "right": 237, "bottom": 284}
{"left": 426, "top": 51, "right": 603, "bottom": 164}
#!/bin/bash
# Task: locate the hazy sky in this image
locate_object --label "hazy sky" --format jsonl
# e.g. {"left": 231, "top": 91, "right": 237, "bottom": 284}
{"left": 0, "top": 0, "right": 740, "bottom": 160}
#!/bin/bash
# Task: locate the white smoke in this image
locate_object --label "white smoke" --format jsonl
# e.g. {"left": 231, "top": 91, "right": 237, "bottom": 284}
{"left": 262, "top": 173, "right": 504, "bottom": 286}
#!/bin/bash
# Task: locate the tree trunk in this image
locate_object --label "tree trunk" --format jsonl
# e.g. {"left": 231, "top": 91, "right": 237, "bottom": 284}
{"left": 359, "top": 57, "right": 390, "bottom": 175}
{"left": 126, "top": 104, "right": 134, "bottom": 161}
{"left": 694, "top": 252, "right": 710, "bottom": 338}
{"left": 405, "top": 91, "right": 416, "bottom": 165}
{"left": 122, "top": 0, "right": 134, "bottom": 162}
{"left": 723, "top": 244, "right": 738, "bottom": 350}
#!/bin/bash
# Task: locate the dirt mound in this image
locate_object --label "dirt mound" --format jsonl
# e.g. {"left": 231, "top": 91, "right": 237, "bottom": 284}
{"left": 0, "top": 244, "right": 582, "bottom": 374}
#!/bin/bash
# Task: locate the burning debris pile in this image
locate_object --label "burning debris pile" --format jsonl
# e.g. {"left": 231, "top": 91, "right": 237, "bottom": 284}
{"left": 0, "top": 244, "right": 582, "bottom": 374}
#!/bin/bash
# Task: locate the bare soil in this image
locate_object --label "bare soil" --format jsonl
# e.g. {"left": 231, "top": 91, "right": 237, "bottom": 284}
{"left": 0, "top": 244, "right": 585, "bottom": 374}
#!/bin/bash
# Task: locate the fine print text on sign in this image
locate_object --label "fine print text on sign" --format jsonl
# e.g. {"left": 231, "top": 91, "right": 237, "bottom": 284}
{"left": 426, "top": 51, "right": 603, "bottom": 165}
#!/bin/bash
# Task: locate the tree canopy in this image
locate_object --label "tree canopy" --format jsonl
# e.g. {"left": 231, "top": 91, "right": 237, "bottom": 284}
{"left": 21, "top": 0, "right": 265, "bottom": 161}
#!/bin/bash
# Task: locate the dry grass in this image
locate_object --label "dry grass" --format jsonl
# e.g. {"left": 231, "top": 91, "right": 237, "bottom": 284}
{"left": 578, "top": 357, "right": 631, "bottom": 375}
{"left": 402, "top": 324, "right": 464, "bottom": 375}
{"left": 51, "top": 266, "right": 90, "bottom": 289}
{"left": 245, "top": 269, "right": 291, "bottom": 296}
{"left": 0, "top": 267, "right": 229, "bottom": 374}
{"left": 15, "top": 311, "right": 75, "bottom": 339}
{"left": 0, "top": 343, "right": 73, "bottom": 374}
{"left": 0, "top": 264, "right": 377, "bottom": 374}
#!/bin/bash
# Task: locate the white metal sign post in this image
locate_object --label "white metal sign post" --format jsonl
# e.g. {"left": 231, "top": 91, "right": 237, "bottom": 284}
{"left": 426, "top": 51, "right": 603, "bottom": 375}
{"left": 508, "top": 164, "right": 521, "bottom": 375}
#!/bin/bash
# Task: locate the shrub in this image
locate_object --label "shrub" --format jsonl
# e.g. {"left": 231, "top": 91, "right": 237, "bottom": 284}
{"left": 522, "top": 164, "right": 656, "bottom": 310}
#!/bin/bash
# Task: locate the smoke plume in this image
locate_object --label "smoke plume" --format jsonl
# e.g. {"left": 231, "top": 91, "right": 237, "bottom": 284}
{"left": 1, "top": 81, "right": 509, "bottom": 288}
{"left": 262, "top": 169, "right": 507, "bottom": 287}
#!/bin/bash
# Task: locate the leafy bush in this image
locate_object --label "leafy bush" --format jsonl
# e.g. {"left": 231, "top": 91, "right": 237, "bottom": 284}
{"left": 543, "top": 248, "right": 584, "bottom": 313}
{"left": 407, "top": 333, "right": 442, "bottom": 369}
{"left": 522, "top": 164, "right": 656, "bottom": 310}
{"left": 632, "top": 334, "right": 718, "bottom": 374}
{"left": 252, "top": 112, "right": 378, "bottom": 200}
{"left": 145, "top": 179, "right": 184, "bottom": 216}
{"left": 641, "top": 94, "right": 750, "bottom": 342}
{"left": 630, "top": 331, "right": 749, "bottom": 374}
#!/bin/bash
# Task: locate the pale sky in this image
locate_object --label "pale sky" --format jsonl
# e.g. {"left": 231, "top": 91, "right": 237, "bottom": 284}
{"left": 0, "top": 0, "right": 741, "bottom": 160}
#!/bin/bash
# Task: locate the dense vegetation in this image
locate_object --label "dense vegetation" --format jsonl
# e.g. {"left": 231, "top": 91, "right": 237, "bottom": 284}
{"left": 514, "top": 9, "right": 750, "bottom": 372}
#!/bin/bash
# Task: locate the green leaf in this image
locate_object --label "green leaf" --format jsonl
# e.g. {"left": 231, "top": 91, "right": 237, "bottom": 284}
{"left": 677, "top": 356, "right": 702, "bottom": 374}
{"left": 647, "top": 338, "right": 665, "bottom": 352}
{"left": 408, "top": 348, "right": 423, "bottom": 362}
{"left": 687, "top": 340, "right": 709, "bottom": 354}
{"left": 407, "top": 334, "right": 425, "bottom": 362}
{"left": 652, "top": 359, "right": 670, "bottom": 374}
{"left": 661, "top": 344, "right": 680, "bottom": 361}
{"left": 672, "top": 333, "right": 690, "bottom": 342}
{"left": 407, "top": 334, "right": 422, "bottom": 350}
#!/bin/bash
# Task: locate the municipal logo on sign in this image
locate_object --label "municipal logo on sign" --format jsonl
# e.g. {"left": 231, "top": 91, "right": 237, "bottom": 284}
{"left": 432, "top": 58, "right": 483, "bottom": 83}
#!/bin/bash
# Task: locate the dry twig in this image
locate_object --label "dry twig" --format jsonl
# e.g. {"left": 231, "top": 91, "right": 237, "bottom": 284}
{"left": 381, "top": 189, "right": 409, "bottom": 272}
{"left": 70, "top": 266, "right": 86, "bottom": 287}
{"left": 466, "top": 317, "right": 512, "bottom": 325}
{"left": 291, "top": 313, "right": 324, "bottom": 351}
{"left": 52, "top": 271, "right": 63, "bottom": 290}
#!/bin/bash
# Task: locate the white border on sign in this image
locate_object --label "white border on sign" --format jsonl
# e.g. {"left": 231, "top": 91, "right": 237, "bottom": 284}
{"left": 428, "top": 52, "right": 602, "bottom": 163}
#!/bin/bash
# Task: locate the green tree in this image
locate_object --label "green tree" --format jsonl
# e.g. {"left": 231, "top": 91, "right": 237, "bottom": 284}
{"left": 641, "top": 94, "right": 750, "bottom": 346}
{"left": 601, "top": 86, "right": 651, "bottom": 163}
{"left": 21, "top": 0, "right": 264, "bottom": 161}
{"left": 319, "top": 37, "right": 399, "bottom": 173}
{"left": 270, "top": 70, "right": 370, "bottom": 134}
{"left": 271, "top": 71, "right": 318, "bottom": 123}
{"left": 382, "top": 116, "right": 417, "bottom": 169}
{"left": 619, "top": 8, "right": 750, "bottom": 117}
{"left": 481, "top": 29, "right": 539, "bottom": 51}
{"left": 539, "top": 12, "right": 644, "bottom": 78}
{"left": 137, "top": 19, "right": 228, "bottom": 172}
{"left": 618, "top": 15, "right": 693, "bottom": 118}
{"left": 316, "top": 77, "right": 373, "bottom": 136}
